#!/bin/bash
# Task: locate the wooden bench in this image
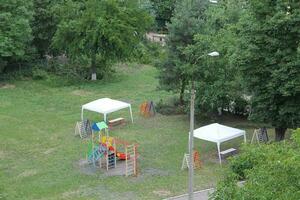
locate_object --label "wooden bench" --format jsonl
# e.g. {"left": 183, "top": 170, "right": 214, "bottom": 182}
{"left": 220, "top": 148, "right": 237, "bottom": 158}
{"left": 108, "top": 118, "right": 125, "bottom": 129}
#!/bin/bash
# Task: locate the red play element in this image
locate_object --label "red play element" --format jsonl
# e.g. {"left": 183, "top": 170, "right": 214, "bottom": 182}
{"left": 117, "top": 152, "right": 130, "bottom": 160}
{"left": 109, "top": 146, "right": 115, "bottom": 151}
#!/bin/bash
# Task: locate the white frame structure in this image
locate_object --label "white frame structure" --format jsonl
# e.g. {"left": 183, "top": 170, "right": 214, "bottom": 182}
{"left": 81, "top": 98, "right": 133, "bottom": 123}
{"left": 193, "top": 123, "right": 246, "bottom": 164}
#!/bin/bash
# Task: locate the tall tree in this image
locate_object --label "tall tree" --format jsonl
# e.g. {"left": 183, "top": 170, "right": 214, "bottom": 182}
{"left": 184, "top": 0, "right": 246, "bottom": 116}
{"left": 0, "top": 0, "right": 33, "bottom": 72}
{"left": 235, "top": 0, "right": 300, "bottom": 140}
{"left": 156, "top": 0, "right": 208, "bottom": 104}
{"left": 31, "top": 0, "right": 59, "bottom": 58}
{"left": 150, "top": 0, "right": 177, "bottom": 32}
{"left": 52, "top": 0, "right": 152, "bottom": 80}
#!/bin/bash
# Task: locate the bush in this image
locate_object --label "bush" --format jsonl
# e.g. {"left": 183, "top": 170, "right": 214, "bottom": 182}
{"left": 32, "top": 67, "right": 49, "bottom": 80}
{"left": 212, "top": 129, "right": 300, "bottom": 200}
{"left": 229, "top": 144, "right": 266, "bottom": 180}
{"left": 131, "top": 40, "right": 165, "bottom": 65}
{"left": 156, "top": 97, "right": 185, "bottom": 115}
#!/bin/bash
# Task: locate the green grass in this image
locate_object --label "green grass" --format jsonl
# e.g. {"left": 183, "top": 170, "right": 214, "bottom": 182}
{"left": 0, "top": 64, "right": 282, "bottom": 200}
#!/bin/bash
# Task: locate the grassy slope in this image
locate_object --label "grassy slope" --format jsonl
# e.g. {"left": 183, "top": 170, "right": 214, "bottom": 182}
{"left": 0, "top": 64, "right": 277, "bottom": 200}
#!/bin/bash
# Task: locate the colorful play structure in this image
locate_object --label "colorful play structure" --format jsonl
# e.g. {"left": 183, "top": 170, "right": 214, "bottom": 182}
{"left": 139, "top": 101, "right": 156, "bottom": 117}
{"left": 85, "top": 121, "right": 138, "bottom": 176}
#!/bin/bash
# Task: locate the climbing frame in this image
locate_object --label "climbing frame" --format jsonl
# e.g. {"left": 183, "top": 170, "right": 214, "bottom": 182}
{"left": 125, "top": 144, "right": 137, "bottom": 177}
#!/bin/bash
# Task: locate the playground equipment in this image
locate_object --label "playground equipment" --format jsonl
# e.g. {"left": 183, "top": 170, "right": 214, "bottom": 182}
{"left": 114, "top": 138, "right": 138, "bottom": 176}
{"left": 108, "top": 117, "right": 126, "bottom": 129}
{"left": 139, "top": 101, "right": 156, "bottom": 117}
{"left": 87, "top": 121, "right": 116, "bottom": 170}
{"left": 86, "top": 121, "right": 138, "bottom": 176}
{"left": 251, "top": 128, "right": 269, "bottom": 144}
{"left": 181, "top": 150, "right": 202, "bottom": 170}
{"left": 74, "top": 119, "right": 92, "bottom": 138}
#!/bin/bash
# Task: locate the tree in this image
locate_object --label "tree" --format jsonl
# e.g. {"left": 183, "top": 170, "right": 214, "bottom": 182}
{"left": 234, "top": 0, "right": 300, "bottom": 140}
{"left": 150, "top": 0, "right": 177, "bottom": 32}
{"left": 184, "top": 0, "right": 246, "bottom": 116}
{"left": 0, "top": 0, "right": 33, "bottom": 73}
{"left": 156, "top": 0, "right": 208, "bottom": 104}
{"left": 52, "top": 0, "right": 152, "bottom": 80}
{"left": 31, "top": 0, "right": 59, "bottom": 58}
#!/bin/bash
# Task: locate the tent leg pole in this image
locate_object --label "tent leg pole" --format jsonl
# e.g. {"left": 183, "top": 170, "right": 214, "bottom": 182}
{"left": 217, "top": 143, "right": 221, "bottom": 165}
{"left": 81, "top": 108, "right": 84, "bottom": 121}
{"left": 104, "top": 114, "right": 106, "bottom": 123}
{"left": 244, "top": 133, "right": 247, "bottom": 143}
{"left": 129, "top": 106, "right": 133, "bottom": 123}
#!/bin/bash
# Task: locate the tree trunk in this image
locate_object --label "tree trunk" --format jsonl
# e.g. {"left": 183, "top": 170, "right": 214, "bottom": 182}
{"left": 275, "top": 127, "right": 287, "bottom": 141}
{"left": 179, "top": 79, "right": 186, "bottom": 105}
{"left": 91, "top": 50, "right": 97, "bottom": 81}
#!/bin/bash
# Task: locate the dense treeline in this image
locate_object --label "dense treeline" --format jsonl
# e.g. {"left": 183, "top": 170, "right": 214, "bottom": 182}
{"left": 1, "top": 0, "right": 299, "bottom": 139}
{"left": 156, "top": 0, "right": 300, "bottom": 139}
{"left": 0, "top": 0, "right": 152, "bottom": 79}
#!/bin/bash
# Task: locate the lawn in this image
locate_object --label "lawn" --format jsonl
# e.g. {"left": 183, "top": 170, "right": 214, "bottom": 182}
{"left": 0, "top": 64, "right": 278, "bottom": 200}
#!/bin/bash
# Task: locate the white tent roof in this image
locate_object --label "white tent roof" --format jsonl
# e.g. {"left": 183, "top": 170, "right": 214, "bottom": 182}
{"left": 194, "top": 123, "right": 245, "bottom": 143}
{"left": 193, "top": 123, "right": 246, "bottom": 164}
{"left": 81, "top": 98, "right": 133, "bottom": 123}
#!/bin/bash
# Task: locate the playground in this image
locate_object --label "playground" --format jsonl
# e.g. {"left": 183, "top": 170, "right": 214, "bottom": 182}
{"left": 0, "top": 64, "right": 282, "bottom": 200}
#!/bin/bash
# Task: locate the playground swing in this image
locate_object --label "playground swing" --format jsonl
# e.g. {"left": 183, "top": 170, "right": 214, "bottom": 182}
{"left": 139, "top": 101, "right": 156, "bottom": 117}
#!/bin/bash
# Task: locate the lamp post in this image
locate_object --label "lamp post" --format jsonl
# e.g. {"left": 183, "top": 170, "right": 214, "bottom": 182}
{"left": 188, "top": 51, "right": 219, "bottom": 200}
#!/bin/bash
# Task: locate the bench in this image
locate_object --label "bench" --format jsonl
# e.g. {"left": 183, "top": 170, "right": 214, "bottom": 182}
{"left": 220, "top": 148, "right": 237, "bottom": 158}
{"left": 108, "top": 118, "right": 125, "bottom": 129}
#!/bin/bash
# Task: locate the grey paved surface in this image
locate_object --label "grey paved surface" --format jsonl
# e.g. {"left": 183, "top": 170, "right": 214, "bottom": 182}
{"left": 165, "top": 188, "right": 214, "bottom": 200}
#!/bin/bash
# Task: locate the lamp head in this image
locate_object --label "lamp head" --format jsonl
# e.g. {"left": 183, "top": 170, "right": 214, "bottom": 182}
{"left": 209, "top": 0, "right": 218, "bottom": 4}
{"left": 208, "top": 51, "right": 220, "bottom": 57}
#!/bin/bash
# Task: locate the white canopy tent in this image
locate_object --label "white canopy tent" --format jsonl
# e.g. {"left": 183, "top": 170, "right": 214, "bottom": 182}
{"left": 193, "top": 123, "right": 246, "bottom": 164}
{"left": 81, "top": 98, "right": 133, "bottom": 123}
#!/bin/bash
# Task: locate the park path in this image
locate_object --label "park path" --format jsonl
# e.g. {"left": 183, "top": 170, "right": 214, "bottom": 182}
{"left": 165, "top": 188, "right": 214, "bottom": 200}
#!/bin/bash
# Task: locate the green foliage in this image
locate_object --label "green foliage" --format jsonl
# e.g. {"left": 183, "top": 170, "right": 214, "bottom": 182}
{"left": 234, "top": 0, "right": 300, "bottom": 139}
{"left": 212, "top": 129, "right": 300, "bottom": 200}
{"left": 32, "top": 67, "right": 49, "bottom": 80}
{"left": 150, "top": 0, "right": 177, "bottom": 31}
{"left": 291, "top": 128, "right": 300, "bottom": 146}
{"left": 156, "top": 0, "right": 208, "bottom": 104}
{"left": 131, "top": 40, "right": 164, "bottom": 65}
{"left": 156, "top": 97, "right": 185, "bottom": 115}
{"left": 52, "top": 0, "right": 152, "bottom": 79}
{"left": 0, "top": 0, "right": 33, "bottom": 72}
{"left": 229, "top": 144, "right": 267, "bottom": 180}
{"left": 31, "top": 0, "right": 59, "bottom": 57}
{"left": 185, "top": 0, "right": 246, "bottom": 117}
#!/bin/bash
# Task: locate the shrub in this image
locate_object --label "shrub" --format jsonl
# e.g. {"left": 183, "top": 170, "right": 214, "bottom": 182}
{"left": 32, "top": 67, "right": 49, "bottom": 80}
{"left": 156, "top": 97, "right": 185, "bottom": 115}
{"left": 212, "top": 129, "right": 300, "bottom": 200}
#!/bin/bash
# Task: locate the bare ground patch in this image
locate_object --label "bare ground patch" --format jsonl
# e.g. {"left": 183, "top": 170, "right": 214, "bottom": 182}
{"left": 43, "top": 147, "right": 56, "bottom": 155}
{"left": 62, "top": 185, "right": 137, "bottom": 200}
{"left": 71, "top": 90, "right": 92, "bottom": 96}
{"left": 17, "top": 169, "right": 37, "bottom": 178}
{"left": 153, "top": 189, "right": 172, "bottom": 197}
{"left": 0, "top": 83, "right": 15, "bottom": 89}
{"left": 0, "top": 151, "right": 6, "bottom": 159}
{"left": 143, "top": 168, "right": 170, "bottom": 176}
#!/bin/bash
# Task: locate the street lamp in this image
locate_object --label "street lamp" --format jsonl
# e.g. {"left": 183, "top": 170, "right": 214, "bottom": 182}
{"left": 188, "top": 51, "right": 219, "bottom": 200}
{"left": 209, "top": 0, "right": 218, "bottom": 4}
